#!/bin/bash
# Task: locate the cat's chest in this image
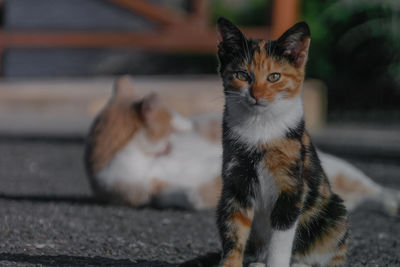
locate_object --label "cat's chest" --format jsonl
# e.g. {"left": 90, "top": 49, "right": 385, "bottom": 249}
{"left": 225, "top": 145, "right": 284, "bottom": 205}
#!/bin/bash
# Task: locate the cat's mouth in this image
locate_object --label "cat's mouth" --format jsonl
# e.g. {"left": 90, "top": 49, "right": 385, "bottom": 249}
{"left": 241, "top": 89, "right": 268, "bottom": 107}
{"left": 225, "top": 90, "right": 268, "bottom": 110}
{"left": 243, "top": 94, "right": 268, "bottom": 109}
{"left": 248, "top": 97, "right": 268, "bottom": 107}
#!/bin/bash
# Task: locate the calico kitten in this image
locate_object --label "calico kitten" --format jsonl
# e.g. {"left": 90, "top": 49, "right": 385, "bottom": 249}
{"left": 84, "top": 76, "right": 222, "bottom": 209}
{"left": 216, "top": 18, "right": 348, "bottom": 267}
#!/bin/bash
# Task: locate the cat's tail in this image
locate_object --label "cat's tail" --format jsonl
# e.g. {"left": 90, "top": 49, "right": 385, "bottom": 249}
{"left": 375, "top": 187, "right": 400, "bottom": 215}
{"left": 319, "top": 150, "right": 400, "bottom": 215}
{"left": 179, "top": 251, "right": 221, "bottom": 267}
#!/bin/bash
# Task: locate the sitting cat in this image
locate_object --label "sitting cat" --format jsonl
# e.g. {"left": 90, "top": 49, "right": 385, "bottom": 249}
{"left": 84, "top": 76, "right": 399, "bottom": 216}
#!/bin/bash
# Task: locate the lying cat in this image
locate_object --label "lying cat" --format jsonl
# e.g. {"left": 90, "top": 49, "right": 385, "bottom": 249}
{"left": 84, "top": 76, "right": 399, "bottom": 215}
{"left": 84, "top": 76, "right": 221, "bottom": 209}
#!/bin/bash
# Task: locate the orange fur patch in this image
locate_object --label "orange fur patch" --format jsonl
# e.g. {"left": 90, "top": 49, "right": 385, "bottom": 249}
{"left": 261, "top": 139, "right": 301, "bottom": 193}
{"left": 145, "top": 107, "right": 172, "bottom": 141}
{"left": 90, "top": 101, "right": 141, "bottom": 173}
{"left": 331, "top": 174, "right": 373, "bottom": 195}
{"left": 232, "top": 212, "right": 252, "bottom": 228}
{"left": 222, "top": 208, "right": 254, "bottom": 266}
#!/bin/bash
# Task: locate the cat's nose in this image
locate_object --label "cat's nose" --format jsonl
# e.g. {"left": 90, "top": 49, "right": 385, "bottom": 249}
{"left": 250, "top": 88, "right": 261, "bottom": 102}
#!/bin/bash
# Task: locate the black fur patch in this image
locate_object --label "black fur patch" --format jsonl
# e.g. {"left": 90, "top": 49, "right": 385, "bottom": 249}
{"left": 271, "top": 191, "right": 302, "bottom": 230}
{"left": 286, "top": 120, "right": 305, "bottom": 140}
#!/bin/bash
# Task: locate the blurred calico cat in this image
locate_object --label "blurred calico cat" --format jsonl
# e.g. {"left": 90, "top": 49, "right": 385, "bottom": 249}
{"left": 84, "top": 76, "right": 399, "bottom": 214}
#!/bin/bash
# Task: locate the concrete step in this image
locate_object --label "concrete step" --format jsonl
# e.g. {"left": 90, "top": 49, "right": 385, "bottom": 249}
{"left": 0, "top": 76, "right": 326, "bottom": 136}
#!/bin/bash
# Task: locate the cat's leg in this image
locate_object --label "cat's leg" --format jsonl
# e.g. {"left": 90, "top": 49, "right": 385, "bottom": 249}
{"left": 326, "top": 238, "right": 348, "bottom": 267}
{"left": 267, "top": 220, "right": 298, "bottom": 267}
{"left": 217, "top": 189, "right": 255, "bottom": 267}
{"left": 266, "top": 190, "right": 303, "bottom": 267}
{"left": 293, "top": 193, "right": 348, "bottom": 267}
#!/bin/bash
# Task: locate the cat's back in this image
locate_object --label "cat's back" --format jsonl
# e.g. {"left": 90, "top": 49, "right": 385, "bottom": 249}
{"left": 85, "top": 76, "right": 140, "bottom": 178}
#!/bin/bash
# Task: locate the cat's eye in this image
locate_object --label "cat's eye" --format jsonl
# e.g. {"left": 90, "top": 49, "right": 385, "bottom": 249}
{"left": 234, "top": 71, "right": 250, "bottom": 81}
{"left": 267, "top": 73, "right": 281, "bottom": 83}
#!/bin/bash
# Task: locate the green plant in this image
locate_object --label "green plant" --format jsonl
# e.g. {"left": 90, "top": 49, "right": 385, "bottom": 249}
{"left": 210, "top": 0, "right": 270, "bottom": 26}
{"left": 302, "top": 0, "right": 400, "bottom": 121}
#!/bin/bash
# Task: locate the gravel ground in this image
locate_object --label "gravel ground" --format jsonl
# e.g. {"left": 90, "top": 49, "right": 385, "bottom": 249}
{"left": 0, "top": 139, "right": 399, "bottom": 266}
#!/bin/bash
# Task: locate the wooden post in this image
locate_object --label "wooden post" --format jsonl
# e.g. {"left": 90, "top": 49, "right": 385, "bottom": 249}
{"left": 271, "top": 0, "right": 299, "bottom": 39}
{"left": 190, "top": 0, "right": 209, "bottom": 30}
{"left": 0, "top": 0, "right": 3, "bottom": 75}
{"left": 0, "top": 45, "right": 4, "bottom": 76}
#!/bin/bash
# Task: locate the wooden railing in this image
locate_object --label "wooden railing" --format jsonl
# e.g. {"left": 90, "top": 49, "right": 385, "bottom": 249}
{"left": 0, "top": 0, "right": 298, "bottom": 73}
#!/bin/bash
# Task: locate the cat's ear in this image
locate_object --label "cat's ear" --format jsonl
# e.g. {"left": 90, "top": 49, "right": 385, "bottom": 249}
{"left": 140, "top": 93, "right": 163, "bottom": 122}
{"left": 216, "top": 17, "right": 246, "bottom": 50}
{"left": 113, "top": 75, "right": 135, "bottom": 98}
{"left": 276, "top": 21, "right": 311, "bottom": 68}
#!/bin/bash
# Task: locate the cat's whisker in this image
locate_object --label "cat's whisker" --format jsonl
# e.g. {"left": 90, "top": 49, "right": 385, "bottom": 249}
{"left": 224, "top": 90, "right": 242, "bottom": 94}
{"left": 224, "top": 94, "right": 243, "bottom": 100}
{"left": 209, "top": 95, "right": 227, "bottom": 102}
{"left": 224, "top": 93, "right": 243, "bottom": 98}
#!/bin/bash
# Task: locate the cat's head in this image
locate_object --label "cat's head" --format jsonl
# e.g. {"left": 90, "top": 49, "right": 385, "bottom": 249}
{"left": 109, "top": 76, "right": 192, "bottom": 143}
{"left": 216, "top": 17, "right": 310, "bottom": 111}
{"left": 135, "top": 93, "right": 194, "bottom": 142}
{"left": 135, "top": 93, "right": 174, "bottom": 142}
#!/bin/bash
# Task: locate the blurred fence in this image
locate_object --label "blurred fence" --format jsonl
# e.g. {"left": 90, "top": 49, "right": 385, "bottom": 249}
{"left": 0, "top": 0, "right": 298, "bottom": 76}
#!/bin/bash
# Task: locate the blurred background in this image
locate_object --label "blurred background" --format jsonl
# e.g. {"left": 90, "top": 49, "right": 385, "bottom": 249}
{"left": 0, "top": 1, "right": 399, "bottom": 265}
{"left": 0, "top": 0, "right": 399, "bottom": 126}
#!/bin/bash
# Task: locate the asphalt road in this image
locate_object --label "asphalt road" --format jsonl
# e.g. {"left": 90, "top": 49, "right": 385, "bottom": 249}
{"left": 0, "top": 139, "right": 399, "bottom": 267}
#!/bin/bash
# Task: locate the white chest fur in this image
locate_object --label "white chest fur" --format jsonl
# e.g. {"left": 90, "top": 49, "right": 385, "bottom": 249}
{"left": 228, "top": 95, "right": 304, "bottom": 146}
